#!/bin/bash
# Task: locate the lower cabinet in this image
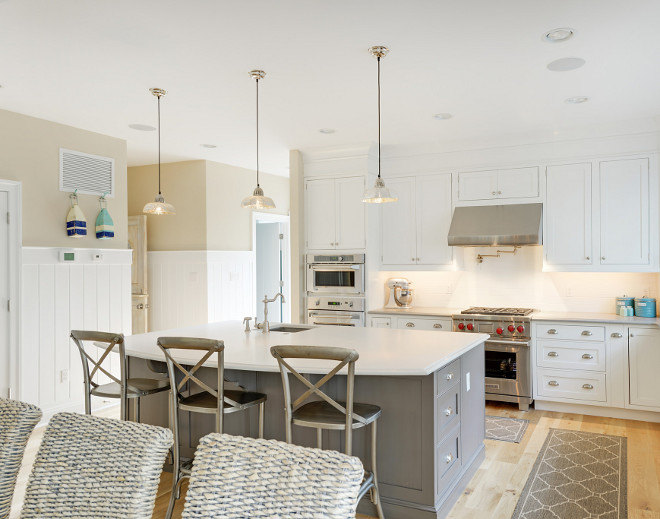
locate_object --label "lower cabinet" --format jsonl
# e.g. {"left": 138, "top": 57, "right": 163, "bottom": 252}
{"left": 369, "top": 314, "right": 452, "bottom": 331}
{"left": 369, "top": 316, "right": 392, "bottom": 328}
{"left": 536, "top": 369, "right": 607, "bottom": 402}
{"left": 628, "top": 328, "right": 660, "bottom": 409}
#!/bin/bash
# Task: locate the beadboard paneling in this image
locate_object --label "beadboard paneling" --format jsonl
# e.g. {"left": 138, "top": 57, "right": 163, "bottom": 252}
{"left": 207, "top": 251, "right": 255, "bottom": 323}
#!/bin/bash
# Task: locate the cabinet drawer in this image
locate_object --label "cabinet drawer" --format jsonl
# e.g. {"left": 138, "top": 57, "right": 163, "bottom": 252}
{"left": 436, "top": 426, "right": 461, "bottom": 495}
{"left": 535, "top": 323, "right": 605, "bottom": 342}
{"left": 537, "top": 369, "right": 606, "bottom": 402}
{"left": 435, "top": 359, "right": 460, "bottom": 397}
{"left": 396, "top": 317, "right": 451, "bottom": 331}
{"left": 536, "top": 340, "right": 606, "bottom": 372}
{"left": 436, "top": 387, "right": 459, "bottom": 438}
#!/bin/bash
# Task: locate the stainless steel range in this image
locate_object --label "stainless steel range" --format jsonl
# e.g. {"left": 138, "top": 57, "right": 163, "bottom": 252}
{"left": 452, "top": 307, "right": 534, "bottom": 411}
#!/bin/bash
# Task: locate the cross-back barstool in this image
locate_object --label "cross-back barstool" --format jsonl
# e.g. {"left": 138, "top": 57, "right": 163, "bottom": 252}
{"left": 70, "top": 330, "right": 170, "bottom": 422}
{"left": 270, "top": 345, "right": 385, "bottom": 519}
{"left": 158, "top": 337, "right": 268, "bottom": 519}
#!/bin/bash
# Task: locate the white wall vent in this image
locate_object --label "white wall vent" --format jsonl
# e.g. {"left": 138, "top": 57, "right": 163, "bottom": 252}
{"left": 59, "top": 148, "right": 115, "bottom": 197}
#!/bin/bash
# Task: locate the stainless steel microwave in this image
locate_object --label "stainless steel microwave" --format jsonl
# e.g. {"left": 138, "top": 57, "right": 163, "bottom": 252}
{"left": 306, "top": 254, "right": 365, "bottom": 295}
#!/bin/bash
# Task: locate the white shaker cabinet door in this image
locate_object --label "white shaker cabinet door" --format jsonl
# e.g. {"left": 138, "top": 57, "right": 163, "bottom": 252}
{"left": 497, "top": 167, "right": 539, "bottom": 199}
{"left": 381, "top": 177, "right": 416, "bottom": 265}
{"left": 545, "top": 163, "right": 593, "bottom": 266}
{"left": 416, "top": 174, "right": 453, "bottom": 265}
{"left": 335, "top": 176, "right": 365, "bottom": 250}
{"left": 628, "top": 328, "right": 660, "bottom": 409}
{"left": 599, "top": 158, "right": 650, "bottom": 266}
{"left": 305, "top": 178, "right": 336, "bottom": 250}
{"left": 457, "top": 170, "right": 498, "bottom": 201}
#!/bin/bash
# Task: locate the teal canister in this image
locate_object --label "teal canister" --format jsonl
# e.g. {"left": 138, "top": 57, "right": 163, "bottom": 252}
{"left": 616, "top": 296, "right": 634, "bottom": 314}
{"left": 634, "top": 298, "right": 657, "bottom": 318}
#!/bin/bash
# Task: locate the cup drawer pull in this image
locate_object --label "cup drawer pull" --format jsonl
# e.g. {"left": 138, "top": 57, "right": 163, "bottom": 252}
{"left": 548, "top": 380, "right": 559, "bottom": 387}
{"left": 406, "top": 322, "right": 415, "bottom": 328}
{"left": 547, "top": 329, "right": 558, "bottom": 335}
{"left": 445, "top": 453, "right": 454, "bottom": 464}
{"left": 547, "top": 351, "right": 559, "bottom": 357}
{"left": 611, "top": 332, "right": 623, "bottom": 338}
{"left": 582, "top": 353, "right": 594, "bottom": 360}
{"left": 582, "top": 384, "right": 594, "bottom": 390}
{"left": 581, "top": 330, "right": 592, "bottom": 336}
{"left": 433, "top": 323, "right": 443, "bottom": 329}
{"left": 444, "top": 406, "right": 453, "bottom": 417}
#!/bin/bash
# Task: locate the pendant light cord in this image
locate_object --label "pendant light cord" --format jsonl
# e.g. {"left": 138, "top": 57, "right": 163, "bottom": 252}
{"left": 157, "top": 94, "right": 162, "bottom": 195}
{"left": 256, "top": 77, "right": 260, "bottom": 187}
{"left": 377, "top": 56, "right": 381, "bottom": 180}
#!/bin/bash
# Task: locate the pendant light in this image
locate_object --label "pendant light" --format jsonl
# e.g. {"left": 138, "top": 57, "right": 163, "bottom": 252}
{"left": 143, "top": 88, "right": 176, "bottom": 215}
{"left": 241, "top": 70, "right": 276, "bottom": 210}
{"left": 362, "top": 46, "right": 397, "bottom": 204}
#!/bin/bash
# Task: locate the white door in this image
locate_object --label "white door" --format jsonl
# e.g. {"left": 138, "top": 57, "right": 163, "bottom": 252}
{"left": 335, "top": 176, "right": 365, "bottom": 250}
{"left": 416, "top": 174, "right": 453, "bottom": 265}
{"left": 381, "top": 177, "right": 416, "bottom": 266}
{"left": 628, "top": 328, "right": 660, "bottom": 409}
{"left": 599, "top": 158, "right": 649, "bottom": 265}
{"left": 0, "top": 191, "right": 9, "bottom": 398}
{"left": 256, "top": 222, "right": 284, "bottom": 323}
{"left": 545, "top": 163, "right": 593, "bottom": 266}
{"left": 305, "top": 178, "right": 336, "bottom": 250}
{"left": 457, "top": 170, "right": 498, "bottom": 201}
{"left": 497, "top": 167, "right": 539, "bottom": 199}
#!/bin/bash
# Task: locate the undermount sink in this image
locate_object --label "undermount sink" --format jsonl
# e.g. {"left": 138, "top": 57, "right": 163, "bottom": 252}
{"left": 268, "top": 325, "right": 313, "bottom": 333}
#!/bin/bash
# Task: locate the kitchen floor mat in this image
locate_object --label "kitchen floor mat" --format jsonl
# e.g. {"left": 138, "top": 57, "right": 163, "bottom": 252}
{"left": 486, "top": 415, "right": 530, "bottom": 443}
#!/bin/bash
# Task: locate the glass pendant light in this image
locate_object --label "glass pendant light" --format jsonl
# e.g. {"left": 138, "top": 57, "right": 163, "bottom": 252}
{"left": 241, "top": 70, "right": 276, "bottom": 210}
{"left": 363, "top": 46, "right": 397, "bottom": 204}
{"left": 143, "top": 88, "right": 176, "bottom": 215}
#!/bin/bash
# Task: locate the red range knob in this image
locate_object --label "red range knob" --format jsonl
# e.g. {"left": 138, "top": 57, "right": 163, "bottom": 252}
{"left": 467, "top": 323, "right": 474, "bottom": 331}
{"left": 496, "top": 327, "right": 503, "bottom": 335}
{"left": 458, "top": 323, "right": 465, "bottom": 330}
{"left": 508, "top": 325, "right": 515, "bottom": 333}
{"left": 517, "top": 325, "right": 525, "bottom": 333}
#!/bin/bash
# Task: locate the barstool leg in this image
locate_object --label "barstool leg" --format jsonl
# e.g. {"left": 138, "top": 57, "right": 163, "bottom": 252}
{"left": 371, "top": 420, "right": 385, "bottom": 519}
{"left": 258, "top": 402, "right": 265, "bottom": 439}
{"left": 165, "top": 393, "right": 181, "bottom": 519}
{"left": 317, "top": 428, "right": 323, "bottom": 449}
{"left": 135, "top": 397, "right": 141, "bottom": 423}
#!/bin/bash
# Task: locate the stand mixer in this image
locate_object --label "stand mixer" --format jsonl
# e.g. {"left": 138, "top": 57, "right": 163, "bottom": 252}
{"left": 385, "top": 278, "right": 414, "bottom": 309}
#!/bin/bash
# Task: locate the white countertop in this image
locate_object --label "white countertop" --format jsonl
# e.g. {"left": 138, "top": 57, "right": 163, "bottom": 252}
{"left": 368, "top": 307, "right": 460, "bottom": 317}
{"left": 123, "top": 321, "right": 488, "bottom": 376}
{"left": 532, "top": 311, "right": 660, "bottom": 327}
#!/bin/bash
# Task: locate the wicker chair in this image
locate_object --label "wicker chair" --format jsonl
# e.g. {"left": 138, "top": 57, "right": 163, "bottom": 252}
{"left": 182, "top": 433, "right": 364, "bottom": 518}
{"left": 20, "top": 412, "right": 173, "bottom": 519}
{"left": 0, "top": 398, "right": 42, "bottom": 519}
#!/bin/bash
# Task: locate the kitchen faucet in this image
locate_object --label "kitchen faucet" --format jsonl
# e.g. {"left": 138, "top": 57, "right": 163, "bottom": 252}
{"left": 260, "top": 292, "right": 285, "bottom": 333}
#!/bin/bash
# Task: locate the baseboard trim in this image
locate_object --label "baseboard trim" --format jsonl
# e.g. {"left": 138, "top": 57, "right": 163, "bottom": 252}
{"left": 535, "top": 400, "right": 660, "bottom": 423}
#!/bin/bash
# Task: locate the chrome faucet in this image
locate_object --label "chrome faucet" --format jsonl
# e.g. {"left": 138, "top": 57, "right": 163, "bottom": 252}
{"left": 261, "top": 292, "right": 285, "bottom": 333}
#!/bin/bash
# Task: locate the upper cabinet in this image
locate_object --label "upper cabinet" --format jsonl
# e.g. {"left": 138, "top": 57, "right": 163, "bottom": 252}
{"left": 457, "top": 167, "right": 539, "bottom": 202}
{"left": 305, "top": 176, "right": 365, "bottom": 251}
{"left": 381, "top": 173, "right": 453, "bottom": 267}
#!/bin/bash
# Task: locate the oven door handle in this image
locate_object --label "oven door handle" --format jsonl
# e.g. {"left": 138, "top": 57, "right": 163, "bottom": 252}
{"left": 309, "top": 312, "right": 363, "bottom": 319}
{"left": 309, "top": 265, "right": 361, "bottom": 271}
{"left": 486, "top": 339, "right": 530, "bottom": 347}
{"left": 312, "top": 322, "right": 357, "bottom": 327}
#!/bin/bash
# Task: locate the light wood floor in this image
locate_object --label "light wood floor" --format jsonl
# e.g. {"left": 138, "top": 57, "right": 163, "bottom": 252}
{"left": 10, "top": 403, "right": 660, "bottom": 519}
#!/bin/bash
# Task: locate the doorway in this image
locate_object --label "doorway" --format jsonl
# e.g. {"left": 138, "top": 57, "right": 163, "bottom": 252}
{"left": 253, "top": 213, "right": 290, "bottom": 324}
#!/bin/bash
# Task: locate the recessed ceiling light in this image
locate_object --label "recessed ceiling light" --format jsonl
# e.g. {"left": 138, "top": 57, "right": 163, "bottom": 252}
{"left": 319, "top": 128, "right": 336, "bottom": 134}
{"left": 547, "top": 57, "right": 586, "bottom": 72}
{"left": 433, "top": 113, "right": 453, "bottom": 120}
{"left": 128, "top": 123, "right": 156, "bottom": 131}
{"left": 565, "top": 96, "right": 589, "bottom": 104}
{"left": 201, "top": 143, "right": 217, "bottom": 148}
{"left": 543, "top": 28, "right": 574, "bottom": 43}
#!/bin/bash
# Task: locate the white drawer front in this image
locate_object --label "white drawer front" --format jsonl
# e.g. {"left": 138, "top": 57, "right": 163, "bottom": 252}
{"left": 535, "top": 323, "right": 605, "bottom": 342}
{"left": 536, "top": 340, "right": 606, "bottom": 372}
{"left": 537, "top": 369, "right": 606, "bottom": 402}
{"left": 396, "top": 317, "right": 451, "bottom": 331}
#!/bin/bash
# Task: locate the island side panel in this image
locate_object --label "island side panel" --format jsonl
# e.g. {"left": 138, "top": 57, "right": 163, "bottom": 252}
{"left": 460, "top": 342, "right": 485, "bottom": 465}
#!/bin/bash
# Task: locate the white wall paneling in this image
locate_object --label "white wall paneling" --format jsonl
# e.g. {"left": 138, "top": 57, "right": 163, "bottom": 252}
{"left": 20, "top": 247, "right": 132, "bottom": 417}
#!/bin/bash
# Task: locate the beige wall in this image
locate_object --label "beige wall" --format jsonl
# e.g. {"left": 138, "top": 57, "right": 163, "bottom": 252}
{"left": 205, "top": 161, "right": 290, "bottom": 251}
{"left": 0, "top": 109, "right": 127, "bottom": 248}
{"left": 128, "top": 161, "right": 207, "bottom": 251}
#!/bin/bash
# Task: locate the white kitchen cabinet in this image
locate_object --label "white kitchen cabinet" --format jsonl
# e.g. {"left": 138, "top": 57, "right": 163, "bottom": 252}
{"left": 396, "top": 316, "right": 452, "bottom": 331}
{"left": 628, "top": 328, "right": 660, "bottom": 409}
{"left": 544, "top": 163, "right": 592, "bottom": 266}
{"left": 381, "top": 174, "right": 453, "bottom": 267}
{"left": 305, "top": 176, "right": 365, "bottom": 251}
{"left": 369, "top": 316, "right": 392, "bottom": 328}
{"left": 599, "top": 158, "right": 650, "bottom": 266}
{"left": 457, "top": 167, "right": 538, "bottom": 202}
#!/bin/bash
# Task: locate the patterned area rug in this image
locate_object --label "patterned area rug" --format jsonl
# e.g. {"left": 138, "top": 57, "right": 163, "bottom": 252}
{"left": 485, "top": 415, "right": 530, "bottom": 443}
{"left": 512, "top": 429, "right": 627, "bottom": 519}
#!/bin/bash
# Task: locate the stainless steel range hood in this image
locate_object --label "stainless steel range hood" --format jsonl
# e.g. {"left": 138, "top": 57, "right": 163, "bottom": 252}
{"left": 448, "top": 203, "right": 543, "bottom": 247}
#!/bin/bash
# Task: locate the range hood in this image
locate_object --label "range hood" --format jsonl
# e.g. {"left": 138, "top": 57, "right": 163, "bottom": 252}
{"left": 448, "top": 203, "right": 543, "bottom": 247}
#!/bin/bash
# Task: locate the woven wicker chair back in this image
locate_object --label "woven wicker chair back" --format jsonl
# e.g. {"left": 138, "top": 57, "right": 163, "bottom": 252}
{"left": 20, "top": 412, "right": 172, "bottom": 519}
{"left": 181, "top": 433, "right": 364, "bottom": 519}
{"left": 0, "top": 398, "right": 42, "bottom": 519}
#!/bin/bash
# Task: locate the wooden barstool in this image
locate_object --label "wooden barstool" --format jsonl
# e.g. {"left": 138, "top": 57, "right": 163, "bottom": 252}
{"left": 71, "top": 330, "right": 170, "bottom": 422}
{"left": 270, "top": 345, "right": 385, "bottom": 519}
{"left": 158, "top": 336, "right": 267, "bottom": 519}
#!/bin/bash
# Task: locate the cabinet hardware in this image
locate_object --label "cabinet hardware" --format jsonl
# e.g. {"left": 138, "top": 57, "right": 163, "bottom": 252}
{"left": 444, "top": 407, "right": 453, "bottom": 416}
{"left": 581, "top": 330, "right": 592, "bottom": 336}
{"left": 445, "top": 453, "right": 454, "bottom": 464}
{"left": 586, "top": 256, "right": 590, "bottom": 260}
{"left": 446, "top": 372, "right": 454, "bottom": 381}
{"left": 498, "top": 191, "right": 502, "bottom": 195}
{"left": 582, "top": 384, "right": 594, "bottom": 390}
{"left": 416, "top": 257, "right": 420, "bottom": 261}
{"left": 582, "top": 353, "right": 594, "bottom": 360}
{"left": 548, "top": 380, "right": 559, "bottom": 387}
{"left": 630, "top": 333, "right": 634, "bottom": 338}
{"left": 548, "top": 351, "right": 559, "bottom": 357}
{"left": 433, "top": 323, "right": 443, "bottom": 329}
{"left": 611, "top": 332, "right": 623, "bottom": 338}
{"left": 601, "top": 256, "right": 606, "bottom": 260}
{"left": 411, "top": 258, "right": 415, "bottom": 261}
{"left": 491, "top": 191, "right": 496, "bottom": 195}
{"left": 547, "top": 329, "right": 558, "bottom": 335}
{"left": 406, "top": 322, "right": 415, "bottom": 328}
{"left": 136, "top": 304, "right": 144, "bottom": 310}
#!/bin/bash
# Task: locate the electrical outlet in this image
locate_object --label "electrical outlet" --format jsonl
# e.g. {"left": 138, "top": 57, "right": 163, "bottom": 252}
{"left": 92, "top": 253, "right": 103, "bottom": 262}
{"left": 566, "top": 287, "right": 574, "bottom": 297}
{"left": 466, "top": 372, "right": 471, "bottom": 392}
{"left": 60, "top": 369, "right": 69, "bottom": 383}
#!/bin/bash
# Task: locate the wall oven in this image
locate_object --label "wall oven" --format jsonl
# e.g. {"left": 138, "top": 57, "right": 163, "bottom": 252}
{"left": 307, "top": 296, "right": 365, "bottom": 327}
{"left": 306, "top": 254, "right": 365, "bottom": 295}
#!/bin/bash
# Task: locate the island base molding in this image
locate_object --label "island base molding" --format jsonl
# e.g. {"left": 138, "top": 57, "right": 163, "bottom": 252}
{"left": 535, "top": 400, "right": 660, "bottom": 423}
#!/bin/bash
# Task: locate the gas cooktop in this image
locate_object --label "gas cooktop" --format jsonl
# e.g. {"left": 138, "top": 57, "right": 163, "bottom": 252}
{"left": 460, "top": 307, "right": 535, "bottom": 316}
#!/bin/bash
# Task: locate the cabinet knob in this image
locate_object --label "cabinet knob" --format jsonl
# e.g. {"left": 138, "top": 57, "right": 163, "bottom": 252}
{"left": 611, "top": 332, "right": 623, "bottom": 338}
{"left": 582, "top": 353, "right": 594, "bottom": 360}
{"left": 416, "top": 257, "right": 420, "bottom": 261}
{"left": 630, "top": 333, "right": 634, "bottom": 338}
{"left": 586, "top": 256, "right": 590, "bottom": 260}
{"left": 446, "top": 372, "right": 454, "bottom": 381}
{"left": 433, "top": 323, "right": 443, "bottom": 329}
{"left": 411, "top": 258, "right": 416, "bottom": 261}
{"left": 582, "top": 383, "right": 594, "bottom": 390}
{"left": 492, "top": 191, "right": 496, "bottom": 195}
{"left": 547, "top": 329, "right": 558, "bottom": 335}
{"left": 406, "top": 322, "right": 415, "bottom": 328}
{"left": 498, "top": 190, "right": 502, "bottom": 195}
{"left": 444, "top": 407, "right": 453, "bottom": 416}
{"left": 581, "top": 330, "right": 592, "bottom": 336}
{"left": 548, "top": 380, "right": 559, "bottom": 387}
{"left": 601, "top": 256, "right": 606, "bottom": 260}
{"left": 547, "top": 351, "right": 559, "bottom": 357}
{"left": 445, "top": 453, "right": 454, "bottom": 464}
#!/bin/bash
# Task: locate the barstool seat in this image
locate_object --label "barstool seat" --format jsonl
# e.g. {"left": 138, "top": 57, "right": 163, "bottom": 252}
{"left": 293, "top": 401, "right": 381, "bottom": 429}
{"left": 91, "top": 377, "right": 171, "bottom": 399}
{"left": 179, "top": 389, "right": 267, "bottom": 413}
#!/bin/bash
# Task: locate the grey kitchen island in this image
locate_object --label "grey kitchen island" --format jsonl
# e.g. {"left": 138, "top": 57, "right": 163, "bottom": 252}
{"left": 124, "top": 322, "right": 488, "bottom": 519}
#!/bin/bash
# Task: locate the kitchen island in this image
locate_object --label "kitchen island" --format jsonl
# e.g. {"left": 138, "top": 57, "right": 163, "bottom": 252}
{"left": 124, "top": 322, "right": 488, "bottom": 519}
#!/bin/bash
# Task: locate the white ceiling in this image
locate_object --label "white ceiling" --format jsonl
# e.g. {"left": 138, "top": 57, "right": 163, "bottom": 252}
{"left": 1, "top": 0, "right": 659, "bottom": 177}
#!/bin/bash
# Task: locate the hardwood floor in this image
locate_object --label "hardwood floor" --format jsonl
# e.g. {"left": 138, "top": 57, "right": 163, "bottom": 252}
{"left": 10, "top": 403, "right": 660, "bottom": 518}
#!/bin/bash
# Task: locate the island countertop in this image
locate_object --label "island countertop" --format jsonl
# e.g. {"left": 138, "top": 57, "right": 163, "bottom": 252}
{"left": 123, "top": 321, "right": 488, "bottom": 376}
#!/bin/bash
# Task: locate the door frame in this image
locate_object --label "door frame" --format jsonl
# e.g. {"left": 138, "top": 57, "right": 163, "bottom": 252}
{"left": 251, "top": 212, "right": 291, "bottom": 323}
{"left": 0, "top": 180, "right": 22, "bottom": 400}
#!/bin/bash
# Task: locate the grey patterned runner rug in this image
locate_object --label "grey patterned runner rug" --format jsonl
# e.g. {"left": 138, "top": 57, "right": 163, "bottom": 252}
{"left": 512, "top": 428, "right": 627, "bottom": 519}
{"left": 486, "top": 415, "right": 530, "bottom": 443}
